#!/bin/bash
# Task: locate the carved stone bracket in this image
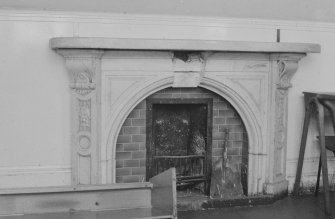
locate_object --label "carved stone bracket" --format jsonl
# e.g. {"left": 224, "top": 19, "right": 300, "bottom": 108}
{"left": 56, "top": 49, "right": 104, "bottom": 185}
{"left": 272, "top": 54, "right": 306, "bottom": 90}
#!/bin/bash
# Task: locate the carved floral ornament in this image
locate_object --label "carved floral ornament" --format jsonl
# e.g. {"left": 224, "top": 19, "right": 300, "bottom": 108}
{"left": 70, "top": 71, "right": 96, "bottom": 95}
{"left": 79, "top": 99, "right": 91, "bottom": 132}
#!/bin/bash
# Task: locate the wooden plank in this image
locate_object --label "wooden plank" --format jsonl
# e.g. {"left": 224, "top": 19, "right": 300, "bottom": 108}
{"left": 0, "top": 184, "right": 152, "bottom": 215}
{"left": 50, "top": 37, "right": 321, "bottom": 53}
{"left": 154, "top": 155, "right": 205, "bottom": 159}
{"left": 0, "top": 208, "right": 174, "bottom": 219}
{"left": 0, "top": 183, "right": 152, "bottom": 195}
{"left": 150, "top": 168, "right": 177, "bottom": 219}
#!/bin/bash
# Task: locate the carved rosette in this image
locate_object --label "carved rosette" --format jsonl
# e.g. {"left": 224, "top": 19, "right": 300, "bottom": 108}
{"left": 56, "top": 49, "right": 104, "bottom": 185}
{"left": 265, "top": 53, "right": 305, "bottom": 193}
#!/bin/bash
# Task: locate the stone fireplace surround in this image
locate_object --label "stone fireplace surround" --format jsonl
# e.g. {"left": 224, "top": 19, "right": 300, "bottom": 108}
{"left": 50, "top": 37, "right": 320, "bottom": 196}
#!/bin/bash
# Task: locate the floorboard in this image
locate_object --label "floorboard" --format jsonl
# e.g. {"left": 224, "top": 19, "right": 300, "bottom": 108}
{"left": 179, "top": 192, "right": 335, "bottom": 219}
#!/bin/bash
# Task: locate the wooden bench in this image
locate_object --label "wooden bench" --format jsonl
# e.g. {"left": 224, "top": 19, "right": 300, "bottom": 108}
{"left": 0, "top": 168, "right": 177, "bottom": 219}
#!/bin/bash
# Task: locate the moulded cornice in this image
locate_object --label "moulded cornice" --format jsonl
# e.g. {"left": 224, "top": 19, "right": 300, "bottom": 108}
{"left": 2, "top": 9, "right": 335, "bottom": 33}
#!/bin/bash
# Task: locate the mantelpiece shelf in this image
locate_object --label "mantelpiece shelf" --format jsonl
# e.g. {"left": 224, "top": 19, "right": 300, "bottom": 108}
{"left": 50, "top": 37, "right": 320, "bottom": 53}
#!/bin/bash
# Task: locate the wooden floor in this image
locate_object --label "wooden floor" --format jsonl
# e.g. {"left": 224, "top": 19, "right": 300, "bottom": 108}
{"left": 179, "top": 192, "right": 335, "bottom": 219}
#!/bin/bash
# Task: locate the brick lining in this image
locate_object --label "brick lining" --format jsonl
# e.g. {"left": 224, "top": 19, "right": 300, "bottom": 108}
{"left": 115, "top": 87, "right": 248, "bottom": 186}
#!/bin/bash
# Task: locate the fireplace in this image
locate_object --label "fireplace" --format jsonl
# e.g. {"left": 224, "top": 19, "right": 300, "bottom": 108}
{"left": 114, "top": 87, "right": 248, "bottom": 198}
{"left": 50, "top": 37, "right": 320, "bottom": 199}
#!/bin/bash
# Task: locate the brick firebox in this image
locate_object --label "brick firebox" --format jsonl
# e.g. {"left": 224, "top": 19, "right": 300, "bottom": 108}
{"left": 115, "top": 87, "right": 248, "bottom": 197}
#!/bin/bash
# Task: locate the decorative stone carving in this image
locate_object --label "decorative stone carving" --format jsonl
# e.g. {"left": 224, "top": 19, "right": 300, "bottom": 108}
{"left": 276, "top": 54, "right": 305, "bottom": 90}
{"left": 70, "top": 71, "right": 96, "bottom": 96}
{"left": 79, "top": 100, "right": 91, "bottom": 132}
{"left": 172, "top": 52, "right": 205, "bottom": 87}
{"left": 78, "top": 135, "right": 91, "bottom": 150}
{"left": 55, "top": 49, "right": 104, "bottom": 185}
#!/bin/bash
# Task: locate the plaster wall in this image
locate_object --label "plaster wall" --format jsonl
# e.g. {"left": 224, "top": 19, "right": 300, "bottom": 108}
{"left": 0, "top": 9, "right": 333, "bottom": 191}
{"left": 1, "top": 0, "right": 335, "bottom": 23}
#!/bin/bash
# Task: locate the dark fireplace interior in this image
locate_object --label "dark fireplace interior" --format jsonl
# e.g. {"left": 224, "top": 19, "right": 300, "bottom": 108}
{"left": 115, "top": 87, "right": 248, "bottom": 200}
{"left": 146, "top": 99, "right": 212, "bottom": 195}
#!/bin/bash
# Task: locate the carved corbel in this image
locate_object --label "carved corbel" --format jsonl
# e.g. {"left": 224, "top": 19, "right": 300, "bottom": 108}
{"left": 55, "top": 49, "right": 104, "bottom": 185}
{"left": 271, "top": 54, "right": 306, "bottom": 90}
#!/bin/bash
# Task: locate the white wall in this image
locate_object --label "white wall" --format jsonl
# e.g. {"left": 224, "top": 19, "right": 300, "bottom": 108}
{"left": 0, "top": 9, "right": 335, "bottom": 190}
{"left": 0, "top": 11, "right": 73, "bottom": 187}
{"left": 1, "top": 0, "right": 335, "bottom": 23}
{"left": 285, "top": 29, "right": 335, "bottom": 189}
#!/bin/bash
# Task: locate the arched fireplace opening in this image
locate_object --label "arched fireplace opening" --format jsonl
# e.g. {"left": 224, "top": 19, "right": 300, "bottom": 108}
{"left": 115, "top": 87, "right": 248, "bottom": 198}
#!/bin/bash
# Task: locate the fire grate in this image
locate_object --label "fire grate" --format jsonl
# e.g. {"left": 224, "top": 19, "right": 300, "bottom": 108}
{"left": 146, "top": 98, "right": 213, "bottom": 196}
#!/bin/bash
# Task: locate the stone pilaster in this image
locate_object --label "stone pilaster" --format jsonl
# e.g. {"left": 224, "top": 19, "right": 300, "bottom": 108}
{"left": 56, "top": 49, "right": 104, "bottom": 185}
{"left": 265, "top": 53, "right": 306, "bottom": 194}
